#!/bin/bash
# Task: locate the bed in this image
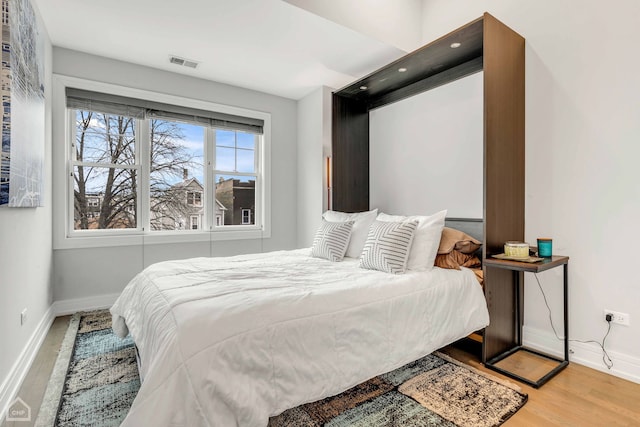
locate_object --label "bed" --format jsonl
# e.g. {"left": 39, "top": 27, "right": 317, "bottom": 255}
{"left": 110, "top": 247, "right": 489, "bottom": 427}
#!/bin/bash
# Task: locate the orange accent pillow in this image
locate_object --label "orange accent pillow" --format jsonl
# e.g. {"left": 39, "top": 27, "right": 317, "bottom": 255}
{"left": 438, "top": 227, "right": 482, "bottom": 255}
{"left": 434, "top": 250, "right": 481, "bottom": 270}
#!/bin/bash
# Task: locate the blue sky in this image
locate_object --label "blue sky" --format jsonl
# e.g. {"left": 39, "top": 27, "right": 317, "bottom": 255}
{"left": 76, "top": 114, "right": 256, "bottom": 190}
{"left": 177, "top": 123, "right": 255, "bottom": 185}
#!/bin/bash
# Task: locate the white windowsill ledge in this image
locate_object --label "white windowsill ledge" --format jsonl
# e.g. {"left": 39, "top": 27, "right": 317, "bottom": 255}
{"left": 54, "top": 228, "right": 270, "bottom": 250}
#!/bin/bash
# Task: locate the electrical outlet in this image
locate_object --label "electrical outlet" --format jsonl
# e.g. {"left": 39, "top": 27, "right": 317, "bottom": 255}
{"left": 20, "top": 308, "right": 27, "bottom": 326}
{"left": 604, "top": 309, "right": 630, "bottom": 326}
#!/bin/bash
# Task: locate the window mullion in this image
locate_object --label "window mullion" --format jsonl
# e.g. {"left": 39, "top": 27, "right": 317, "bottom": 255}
{"left": 255, "top": 133, "right": 262, "bottom": 229}
{"left": 138, "top": 118, "right": 150, "bottom": 233}
{"left": 68, "top": 109, "right": 76, "bottom": 237}
{"left": 71, "top": 161, "right": 138, "bottom": 169}
{"left": 206, "top": 127, "right": 215, "bottom": 231}
{"left": 211, "top": 170, "right": 257, "bottom": 178}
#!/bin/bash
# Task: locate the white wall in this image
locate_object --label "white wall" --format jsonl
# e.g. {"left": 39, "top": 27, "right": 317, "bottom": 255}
{"left": 422, "top": 0, "right": 640, "bottom": 381}
{"left": 370, "top": 72, "right": 483, "bottom": 218}
{"left": 296, "top": 86, "right": 332, "bottom": 248}
{"left": 0, "top": 0, "right": 53, "bottom": 414}
{"left": 52, "top": 48, "right": 298, "bottom": 301}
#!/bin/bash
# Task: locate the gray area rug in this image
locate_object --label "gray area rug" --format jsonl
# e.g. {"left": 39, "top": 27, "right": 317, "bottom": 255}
{"left": 36, "top": 310, "right": 527, "bottom": 426}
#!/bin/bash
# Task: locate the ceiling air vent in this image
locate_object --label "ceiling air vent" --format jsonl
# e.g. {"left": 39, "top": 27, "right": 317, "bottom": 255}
{"left": 169, "top": 55, "right": 199, "bottom": 69}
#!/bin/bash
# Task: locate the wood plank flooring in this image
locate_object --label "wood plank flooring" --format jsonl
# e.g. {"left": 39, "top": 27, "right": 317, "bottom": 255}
{"left": 2, "top": 317, "right": 640, "bottom": 426}
{"left": 493, "top": 349, "right": 564, "bottom": 383}
{"left": 440, "top": 345, "right": 640, "bottom": 426}
{"left": 2, "top": 316, "right": 70, "bottom": 427}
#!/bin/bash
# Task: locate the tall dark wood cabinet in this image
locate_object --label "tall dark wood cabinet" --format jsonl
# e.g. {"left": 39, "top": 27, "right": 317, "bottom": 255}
{"left": 331, "top": 13, "right": 525, "bottom": 363}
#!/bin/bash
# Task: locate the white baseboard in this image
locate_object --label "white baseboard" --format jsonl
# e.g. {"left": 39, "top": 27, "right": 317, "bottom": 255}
{"left": 1, "top": 293, "right": 121, "bottom": 422}
{"left": 0, "top": 305, "right": 55, "bottom": 424}
{"left": 524, "top": 325, "right": 640, "bottom": 384}
{"left": 52, "top": 293, "right": 120, "bottom": 316}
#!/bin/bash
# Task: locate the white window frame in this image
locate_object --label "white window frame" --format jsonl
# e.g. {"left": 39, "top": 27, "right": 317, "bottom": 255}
{"left": 53, "top": 75, "right": 271, "bottom": 249}
{"left": 67, "top": 112, "right": 142, "bottom": 237}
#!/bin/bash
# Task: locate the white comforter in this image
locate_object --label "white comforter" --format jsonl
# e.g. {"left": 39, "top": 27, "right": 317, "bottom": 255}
{"left": 111, "top": 249, "right": 489, "bottom": 427}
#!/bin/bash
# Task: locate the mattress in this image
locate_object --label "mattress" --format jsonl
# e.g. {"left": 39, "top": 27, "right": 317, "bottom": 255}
{"left": 111, "top": 248, "right": 489, "bottom": 427}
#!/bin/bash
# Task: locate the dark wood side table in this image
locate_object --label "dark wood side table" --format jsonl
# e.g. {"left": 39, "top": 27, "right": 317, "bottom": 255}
{"left": 483, "top": 255, "right": 569, "bottom": 388}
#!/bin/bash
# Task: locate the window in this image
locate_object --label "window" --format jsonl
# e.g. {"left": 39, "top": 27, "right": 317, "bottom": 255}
{"left": 214, "top": 130, "right": 258, "bottom": 227}
{"left": 71, "top": 111, "right": 139, "bottom": 230}
{"left": 57, "top": 78, "right": 271, "bottom": 248}
{"left": 149, "top": 119, "right": 204, "bottom": 231}
{"left": 186, "top": 191, "right": 202, "bottom": 206}
{"left": 241, "top": 209, "right": 251, "bottom": 225}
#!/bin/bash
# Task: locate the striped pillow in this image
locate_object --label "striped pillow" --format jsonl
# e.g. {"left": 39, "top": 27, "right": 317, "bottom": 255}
{"left": 359, "top": 220, "right": 418, "bottom": 274}
{"left": 311, "top": 220, "right": 354, "bottom": 262}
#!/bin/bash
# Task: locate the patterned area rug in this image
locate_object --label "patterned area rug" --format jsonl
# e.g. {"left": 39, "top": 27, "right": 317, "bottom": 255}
{"left": 35, "top": 311, "right": 138, "bottom": 427}
{"left": 36, "top": 311, "right": 527, "bottom": 426}
{"left": 269, "top": 353, "right": 527, "bottom": 427}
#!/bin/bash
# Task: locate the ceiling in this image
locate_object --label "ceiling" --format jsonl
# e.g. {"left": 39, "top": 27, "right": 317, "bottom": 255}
{"left": 34, "top": 0, "right": 413, "bottom": 100}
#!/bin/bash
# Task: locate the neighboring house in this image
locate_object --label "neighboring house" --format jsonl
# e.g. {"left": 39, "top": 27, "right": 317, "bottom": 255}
{"left": 215, "top": 177, "right": 255, "bottom": 226}
{"left": 85, "top": 192, "right": 102, "bottom": 219}
{"left": 74, "top": 191, "right": 134, "bottom": 229}
{"left": 151, "top": 174, "right": 227, "bottom": 231}
{"left": 77, "top": 174, "right": 229, "bottom": 231}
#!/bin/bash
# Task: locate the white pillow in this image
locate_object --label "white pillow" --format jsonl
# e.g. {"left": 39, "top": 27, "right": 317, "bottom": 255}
{"left": 359, "top": 220, "right": 418, "bottom": 274}
{"left": 323, "top": 209, "right": 378, "bottom": 258}
{"left": 310, "top": 220, "right": 354, "bottom": 262}
{"left": 377, "top": 209, "right": 447, "bottom": 271}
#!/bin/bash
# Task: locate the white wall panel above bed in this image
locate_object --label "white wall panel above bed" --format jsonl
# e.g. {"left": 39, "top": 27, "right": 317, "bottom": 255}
{"left": 369, "top": 71, "right": 483, "bottom": 218}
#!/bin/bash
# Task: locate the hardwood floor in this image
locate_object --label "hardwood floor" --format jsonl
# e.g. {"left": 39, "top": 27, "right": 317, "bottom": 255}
{"left": 2, "top": 318, "right": 640, "bottom": 426}
{"left": 440, "top": 345, "right": 640, "bottom": 426}
{"left": 2, "top": 316, "right": 70, "bottom": 427}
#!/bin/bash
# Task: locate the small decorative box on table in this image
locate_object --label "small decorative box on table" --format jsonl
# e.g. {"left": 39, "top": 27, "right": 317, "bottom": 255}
{"left": 483, "top": 255, "right": 570, "bottom": 388}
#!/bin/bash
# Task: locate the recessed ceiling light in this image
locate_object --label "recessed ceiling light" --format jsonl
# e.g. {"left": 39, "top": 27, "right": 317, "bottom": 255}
{"left": 360, "top": 85, "right": 368, "bottom": 90}
{"left": 398, "top": 67, "right": 407, "bottom": 73}
{"left": 450, "top": 42, "right": 461, "bottom": 49}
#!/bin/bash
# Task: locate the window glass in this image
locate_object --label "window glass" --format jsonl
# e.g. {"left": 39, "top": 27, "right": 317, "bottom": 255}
{"left": 73, "top": 166, "right": 137, "bottom": 230}
{"left": 74, "top": 111, "right": 135, "bottom": 165}
{"left": 215, "top": 174, "right": 255, "bottom": 226}
{"left": 149, "top": 120, "right": 204, "bottom": 231}
{"left": 215, "top": 130, "right": 255, "bottom": 173}
{"left": 72, "top": 110, "right": 138, "bottom": 230}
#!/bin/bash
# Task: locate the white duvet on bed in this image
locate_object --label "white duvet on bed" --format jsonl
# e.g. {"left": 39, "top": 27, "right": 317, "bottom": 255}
{"left": 110, "top": 249, "right": 489, "bottom": 427}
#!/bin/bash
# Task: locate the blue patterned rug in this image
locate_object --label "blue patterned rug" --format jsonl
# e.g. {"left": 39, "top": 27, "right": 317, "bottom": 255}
{"left": 36, "top": 311, "right": 527, "bottom": 426}
{"left": 35, "top": 311, "right": 138, "bottom": 427}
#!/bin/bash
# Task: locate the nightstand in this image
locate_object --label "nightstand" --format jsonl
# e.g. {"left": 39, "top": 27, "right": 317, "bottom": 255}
{"left": 483, "top": 255, "right": 569, "bottom": 388}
